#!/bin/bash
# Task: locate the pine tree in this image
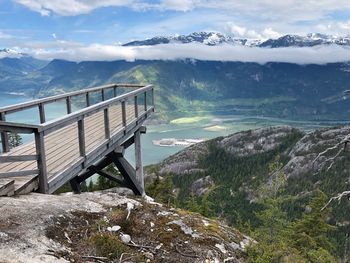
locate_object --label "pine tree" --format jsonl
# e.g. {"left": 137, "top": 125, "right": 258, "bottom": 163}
{"left": 291, "top": 189, "right": 337, "bottom": 262}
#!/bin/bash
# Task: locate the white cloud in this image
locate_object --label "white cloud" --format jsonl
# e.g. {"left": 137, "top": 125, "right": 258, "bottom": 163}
{"left": 316, "top": 21, "right": 350, "bottom": 36}
{"left": 0, "top": 32, "right": 13, "bottom": 39}
{"left": 52, "top": 33, "right": 57, "bottom": 39}
{"left": 14, "top": 0, "right": 136, "bottom": 16}
{"left": 21, "top": 42, "right": 350, "bottom": 65}
{"left": 225, "top": 23, "right": 281, "bottom": 39}
{"left": 14, "top": 0, "right": 350, "bottom": 22}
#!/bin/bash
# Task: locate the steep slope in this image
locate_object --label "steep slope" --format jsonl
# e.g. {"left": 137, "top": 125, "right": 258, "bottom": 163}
{"left": 146, "top": 125, "right": 350, "bottom": 257}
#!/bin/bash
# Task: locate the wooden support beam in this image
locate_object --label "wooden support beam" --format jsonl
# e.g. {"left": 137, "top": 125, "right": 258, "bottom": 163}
{"left": 0, "top": 112, "right": 9, "bottom": 153}
{"left": 89, "top": 166, "right": 126, "bottom": 186}
{"left": 114, "top": 146, "right": 125, "bottom": 156}
{"left": 121, "top": 136, "right": 134, "bottom": 149}
{"left": 76, "top": 156, "right": 113, "bottom": 183}
{"left": 108, "top": 152, "right": 143, "bottom": 195}
{"left": 134, "top": 129, "right": 145, "bottom": 195}
{"left": 34, "top": 131, "right": 48, "bottom": 193}
{"left": 69, "top": 176, "right": 81, "bottom": 194}
{"left": 39, "top": 103, "right": 46, "bottom": 123}
{"left": 66, "top": 96, "right": 72, "bottom": 114}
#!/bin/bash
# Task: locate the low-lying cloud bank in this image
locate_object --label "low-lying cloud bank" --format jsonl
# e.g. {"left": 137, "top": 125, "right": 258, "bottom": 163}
{"left": 12, "top": 43, "right": 350, "bottom": 64}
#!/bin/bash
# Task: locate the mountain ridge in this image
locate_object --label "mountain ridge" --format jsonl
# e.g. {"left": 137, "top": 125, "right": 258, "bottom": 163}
{"left": 123, "top": 31, "right": 350, "bottom": 48}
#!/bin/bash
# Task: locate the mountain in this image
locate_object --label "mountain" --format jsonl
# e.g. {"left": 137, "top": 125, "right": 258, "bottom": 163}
{"left": 259, "top": 33, "right": 350, "bottom": 48}
{"left": 3, "top": 59, "right": 350, "bottom": 120}
{"left": 146, "top": 125, "right": 350, "bottom": 259}
{"left": 123, "top": 31, "right": 350, "bottom": 48}
{"left": 123, "top": 32, "right": 246, "bottom": 46}
{"left": 0, "top": 190, "right": 250, "bottom": 262}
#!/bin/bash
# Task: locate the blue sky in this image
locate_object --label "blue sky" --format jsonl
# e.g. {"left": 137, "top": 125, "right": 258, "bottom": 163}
{"left": 1, "top": 0, "right": 350, "bottom": 62}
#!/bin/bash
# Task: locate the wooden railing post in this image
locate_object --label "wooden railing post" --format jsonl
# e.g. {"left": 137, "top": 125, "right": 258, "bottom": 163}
{"left": 101, "top": 89, "right": 105, "bottom": 101}
{"left": 0, "top": 112, "right": 9, "bottom": 153}
{"left": 144, "top": 91, "right": 147, "bottom": 111}
{"left": 134, "top": 96, "right": 138, "bottom": 118}
{"left": 78, "top": 118, "right": 86, "bottom": 157}
{"left": 104, "top": 108, "right": 110, "bottom": 139}
{"left": 151, "top": 88, "right": 154, "bottom": 107}
{"left": 86, "top": 92, "right": 90, "bottom": 107}
{"left": 34, "top": 130, "right": 48, "bottom": 193}
{"left": 134, "top": 128, "right": 145, "bottom": 195}
{"left": 113, "top": 85, "right": 117, "bottom": 97}
{"left": 39, "top": 103, "right": 46, "bottom": 123}
{"left": 66, "top": 96, "right": 72, "bottom": 114}
{"left": 121, "top": 101, "right": 126, "bottom": 127}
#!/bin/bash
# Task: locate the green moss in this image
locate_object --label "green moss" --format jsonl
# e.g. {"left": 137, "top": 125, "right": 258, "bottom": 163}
{"left": 89, "top": 233, "right": 129, "bottom": 260}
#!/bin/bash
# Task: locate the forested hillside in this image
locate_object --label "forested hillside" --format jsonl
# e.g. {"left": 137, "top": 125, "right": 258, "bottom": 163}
{"left": 146, "top": 126, "right": 350, "bottom": 261}
{"left": 3, "top": 57, "right": 350, "bottom": 121}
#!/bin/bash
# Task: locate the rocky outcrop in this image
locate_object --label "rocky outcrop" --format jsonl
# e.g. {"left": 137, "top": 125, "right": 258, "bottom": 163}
{"left": 0, "top": 190, "right": 249, "bottom": 263}
{"left": 191, "top": 176, "right": 215, "bottom": 197}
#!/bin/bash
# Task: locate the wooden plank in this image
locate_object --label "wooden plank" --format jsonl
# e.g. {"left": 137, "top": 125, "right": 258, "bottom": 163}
{"left": 14, "top": 176, "right": 38, "bottom": 195}
{"left": 0, "top": 179, "right": 14, "bottom": 196}
{"left": 0, "top": 155, "right": 38, "bottom": 162}
{"left": 0, "top": 169, "right": 39, "bottom": 178}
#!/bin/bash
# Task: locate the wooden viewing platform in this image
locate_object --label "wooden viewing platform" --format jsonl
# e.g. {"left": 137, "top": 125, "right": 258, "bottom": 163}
{"left": 0, "top": 84, "right": 154, "bottom": 196}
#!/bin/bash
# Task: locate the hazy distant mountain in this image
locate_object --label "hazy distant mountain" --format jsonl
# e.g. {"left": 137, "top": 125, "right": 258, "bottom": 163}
{"left": 123, "top": 32, "right": 350, "bottom": 48}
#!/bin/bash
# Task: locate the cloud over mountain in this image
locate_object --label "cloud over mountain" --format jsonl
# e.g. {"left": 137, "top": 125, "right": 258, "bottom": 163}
{"left": 29, "top": 43, "right": 350, "bottom": 65}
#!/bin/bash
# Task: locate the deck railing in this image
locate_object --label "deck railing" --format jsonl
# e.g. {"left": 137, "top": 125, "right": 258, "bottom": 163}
{"left": 0, "top": 83, "right": 146, "bottom": 152}
{"left": 0, "top": 84, "right": 154, "bottom": 193}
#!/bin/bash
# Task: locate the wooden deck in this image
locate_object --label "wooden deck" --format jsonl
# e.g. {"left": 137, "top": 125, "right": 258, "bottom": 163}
{"left": 0, "top": 84, "right": 154, "bottom": 195}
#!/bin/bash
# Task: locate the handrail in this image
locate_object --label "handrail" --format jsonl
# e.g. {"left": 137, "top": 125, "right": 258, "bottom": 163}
{"left": 40, "top": 84, "right": 153, "bottom": 135}
{"left": 0, "top": 83, "right": 146, "bottom": 115}
{"left": 0, "top": 121, "right": 40, "bottom": 134}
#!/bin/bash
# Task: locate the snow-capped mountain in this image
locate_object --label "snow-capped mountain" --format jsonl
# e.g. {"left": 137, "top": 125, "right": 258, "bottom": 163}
{"left": 123, "top": 32, "right": 350, "bottom": 48}
{"left": 123, "top": 32, "right": 246, "bottom": 46}
{"left": 0, "top": 48, "right": 25, "bottom": 57}
{"left": 259, "top": 33, "right": 350, "bottom": 48}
